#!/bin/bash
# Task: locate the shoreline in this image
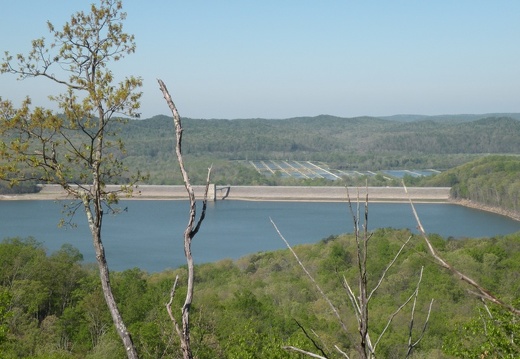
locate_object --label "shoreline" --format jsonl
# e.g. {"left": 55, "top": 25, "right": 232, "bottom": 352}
{"left": 451, "top": 198, "right": 520, "bottom": 222}
{"left": 0, "top": 184, "right": 451, "bottom": 203}
{"left": 3, "top": 184, "right": 519, "bottom": 221}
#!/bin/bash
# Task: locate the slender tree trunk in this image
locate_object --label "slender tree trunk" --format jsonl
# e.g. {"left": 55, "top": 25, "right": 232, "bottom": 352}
{"left": 158, "top": 79, "right": 211, "bottom": 359}
{"left": 356, "top": 196, "right": 372, "bottom": 359}
{"left": 82, "top": 195, "right": 139, "bottom": 359}
{"left": 80, "top": 117, "right": 139, "bottom": 358}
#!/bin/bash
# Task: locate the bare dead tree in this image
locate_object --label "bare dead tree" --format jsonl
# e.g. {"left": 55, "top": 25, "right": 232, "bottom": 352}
{"left": 272, "top": 188, "right": 433, "bottom": 359}
{"left": 405, "top": 267, "right": 434, "bottom": 358}
{"left": 158, "top": 79, "right": 211, "bottom": 359}
{"left": 403, "top": 183, "right": 520, "bottom": 317}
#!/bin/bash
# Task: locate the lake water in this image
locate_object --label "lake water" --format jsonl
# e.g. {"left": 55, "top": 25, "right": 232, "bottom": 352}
{"left": 1, "top": 200, "right": 520, "bottom": 272}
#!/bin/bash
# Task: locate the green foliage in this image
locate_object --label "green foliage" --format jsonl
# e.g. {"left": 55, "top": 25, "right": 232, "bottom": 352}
{"left": 1, "top": 230, "right": 520, "bottom": 357}
{"left": 0, "top": 288, "right": 11, "bottom": 344}
{"left": 0, "top": 238, "right": 87, "bottom": 357}
{"left": 0, "top": 0, "right": 144, "bottom": 198}
{"left": 5, "top": 81, "right": 519, "bottom": 189}
{"left": 112, "top": 268, "right": 150, "bottom": 323}
{"left": 443, "top": 301, "right": 520, "bottom": 358}
{"left": 420, "top": 155, "right": 520, "bottom": 215}
{"left": 104, "top": 114, "right": 520, "bottom": 185}
{"left": 1, "top": 2, "right": 146, "bottom": 356}
{"left": 0, "top": 181, "right": 40, "bottom": 195}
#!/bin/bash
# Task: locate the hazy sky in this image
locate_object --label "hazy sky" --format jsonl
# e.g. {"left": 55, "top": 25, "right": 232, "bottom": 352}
{"left": 2, "top": 1, "right": 520, "bottom": 119}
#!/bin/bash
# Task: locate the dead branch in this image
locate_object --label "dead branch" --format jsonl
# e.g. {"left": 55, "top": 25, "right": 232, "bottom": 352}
{"left": 158, "top": 78, "right": 212, "bottom": 359}
{"left": 406, "top": 299, "right": 434, "bottom": 358}
{"left": 403, "top": 183, "right": 520, "bottom": 316}
{"left": 342, "top": 274, "right": 362, "bottom": 323}
{"left": 270, "top": 217, "right": 350, "bottom": 337}
{"left": 368, "top": 236, "right": 412, "bottom": 302}
{"left": 346, "top": 188, "right": 374, "bottom": 357}
{"left": 293, "top": 320, "right": 329, "bottom": 358}
{"left": 334, "top": 344, "right": 351, "bottom": 358}
{"left": 282, "top": 346, "right": 328, "bottom": 359}
{"left": 406, "top": 267, "right": 434, "bottom": 358}
{"left": 371, "top": 266, "right": 432, "bottom": 357}
{"left": 372, "top": 279, "right": 415, "bottom": 352}
{"left": 166, "top": 275, "right": 182, "bottom": 339}
{"left": 275, "top": 187, "right": 435, "bottom": 359}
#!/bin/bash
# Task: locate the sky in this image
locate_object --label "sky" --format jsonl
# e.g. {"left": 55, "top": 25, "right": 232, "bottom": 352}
{"left": 1, "top": 1, "right": 520, "bottom": 120}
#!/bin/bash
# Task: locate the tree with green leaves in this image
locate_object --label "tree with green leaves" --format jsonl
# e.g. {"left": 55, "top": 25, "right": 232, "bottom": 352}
{"left": 0, "top": 289, "right": 11, "bottom": 346}
{"left": 0, "top": 1, "right": 143, "bottom": 357}
{"left": 443, "top": 301, "right": 520, "bottom": 358}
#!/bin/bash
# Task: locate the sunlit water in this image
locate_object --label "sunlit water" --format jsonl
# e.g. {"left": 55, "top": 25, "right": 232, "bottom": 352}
{"left": 1, "top": 200, "right": 519, "bottom": 272}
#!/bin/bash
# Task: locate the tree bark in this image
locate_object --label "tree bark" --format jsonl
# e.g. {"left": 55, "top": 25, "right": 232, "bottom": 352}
{"left": 82, "top": 194, "right": 139, "bottom": 359}
{"left": 158, "top": 78, "right": 211, "bottom": 359}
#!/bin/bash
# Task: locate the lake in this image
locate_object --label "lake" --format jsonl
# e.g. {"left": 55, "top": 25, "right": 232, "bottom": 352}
{"left": 1, "top": 200, "right": 520, "bottom": 272}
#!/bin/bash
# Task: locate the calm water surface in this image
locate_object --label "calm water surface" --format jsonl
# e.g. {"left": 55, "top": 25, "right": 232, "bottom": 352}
{"left": 1, "top": 200, "right": 519, "bottom": 272}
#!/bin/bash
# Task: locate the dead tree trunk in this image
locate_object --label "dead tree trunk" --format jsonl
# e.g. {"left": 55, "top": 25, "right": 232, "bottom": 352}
{"left": 158, "top": 79, "right": 211, "bottom": 359}
{"left": 275, "top": 187, "right": 432, "bottom": 358}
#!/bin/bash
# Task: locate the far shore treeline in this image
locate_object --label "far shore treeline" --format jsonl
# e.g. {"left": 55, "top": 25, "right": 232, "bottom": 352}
{"left": 115, "top": 114, "right": 520, "bottom": 186}
{"left": 3, "top": 114, "right": 520, "bottom": 218}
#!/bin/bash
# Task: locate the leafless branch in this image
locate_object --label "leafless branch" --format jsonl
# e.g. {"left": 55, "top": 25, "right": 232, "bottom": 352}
{"left": 403, "top": 182, "right": 520, "bottom": 316}
{"left": 158, "top": 78, "right": 212, "bottom": 359}
{"left": 166, "top": 275, "right": 182, "bottom": 339}
{"left": 276, "top": 186, "right": 436, "bottom": 359}
{"left": 481, "top": 300, "right": 494, "bottom": 319}
{"left": 282, "top": 346, "right": 328, "bottom": 359}
{"left": 373, "top": 289, "right": 414, "bottom": 352}
{"left": 293, "top": 320, "right": 329, "bottom": 358}
{"left": 334, "top": 345, "right": 351, "bottom": 359}
{"left": 191, "top": 167, "right": 212, "bottom": 237}
{"left": 405, "top": 267, "right": 434, "bottom": 358}
{"left": 406, "top": 298, "right": 434, "bottom": 358}
{"left": 342, "top": 275, "right": 362, "bottom": 326}
{"left": 312, "top": 328, "right": 335, "bottom": 356}
{"left": 368, "top": 236, "right": 412, "bottom": 302}
{"left": 346, "top": 187, "right": 374, "bottom": 357}
{"left": 270, "top": 218, "right": 349, "bottom": 336}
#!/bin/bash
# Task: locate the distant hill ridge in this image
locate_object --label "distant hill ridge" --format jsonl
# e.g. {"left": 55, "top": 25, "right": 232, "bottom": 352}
{"left": 143, "top": 112, "right": 520, "bottom": 123}
{"left": 377, "top": 113, "right": 520, "bottom": 123}
{"left": 108, "top": 113, "right": 520, "bottom": 185}
{"left": 123, "top": 114, "right": 520, "bottom": 157}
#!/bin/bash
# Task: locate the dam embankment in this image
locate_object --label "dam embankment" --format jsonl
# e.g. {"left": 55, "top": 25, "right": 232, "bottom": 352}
{"left": 2, "top": 184, "right": 451, "bottom": 203}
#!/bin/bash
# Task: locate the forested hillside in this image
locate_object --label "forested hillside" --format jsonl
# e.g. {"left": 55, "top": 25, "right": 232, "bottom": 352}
{"left": 379, "top": 112, "right": 520, "bottom": 123}
{"left": 117, "top": 115, "right": 520, "bottom": 185}
{"left": 2, "top": 114, "right": 520, "bottom": 190}
{"left": 1, "top": 230, "right": 519, "bottom": 358}
{"left": 122, "top": 115, "right": 520, "bottom": 158}
{"left": 421, "top": 155, "right": 520, "bottom": 216}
